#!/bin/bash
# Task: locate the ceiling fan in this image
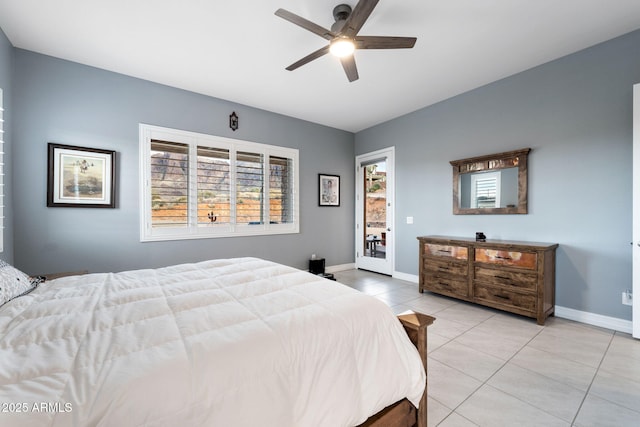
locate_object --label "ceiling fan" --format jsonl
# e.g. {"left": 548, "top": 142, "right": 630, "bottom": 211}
{"left": 275, "top": 0, "right": 417, "bottom": 82}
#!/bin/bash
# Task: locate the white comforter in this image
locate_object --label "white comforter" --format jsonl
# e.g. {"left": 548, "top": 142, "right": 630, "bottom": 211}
{"left": 0, "top": 258, "right": 425, "bottom": 426}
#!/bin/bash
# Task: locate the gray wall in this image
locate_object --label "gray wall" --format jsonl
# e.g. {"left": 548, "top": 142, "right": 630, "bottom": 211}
{"left": 6, "top": 26, "right": 639, "bottom": 322}
{"left": 0, "top": 28, "right": 13, "bottom": 263}
{"left": 356, "top": 29, "right": 640, "bottom": 321}
{"left": 12, "top": 50, "right": 355, "bottom": 275}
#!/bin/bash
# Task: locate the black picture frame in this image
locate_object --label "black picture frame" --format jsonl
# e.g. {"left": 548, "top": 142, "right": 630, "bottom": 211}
{"left": 47, "top": 143, "right": 116, "bottom": 208}
{"left": 318, "top": 174, "right": 340, "bottom": 206}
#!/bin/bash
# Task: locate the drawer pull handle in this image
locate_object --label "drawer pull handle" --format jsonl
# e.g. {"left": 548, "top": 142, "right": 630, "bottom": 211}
{"left": 438, "top": 266, "right": 450, "bottom": 270}
{"left": 438, "top": 250, "right": 452, "bottom": 254}
{"left": 438, "top": 282, "right": 450, "bottom": 287}
{"left": 495, "top": 275, "right": 510, "bottom": 280}
{"left": 495, "top": 255, "right": 512, "bottom": 261}
{"left": 495, "top": 294, "right": 510, "bottom": 300}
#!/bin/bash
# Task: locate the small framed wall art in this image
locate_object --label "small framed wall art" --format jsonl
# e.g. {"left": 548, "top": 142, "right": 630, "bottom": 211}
{"left": 318, "top": 173, "right": 340, "bottom": 206}
{"left": 47, "top": 143, "right": 116, "bottom": 208}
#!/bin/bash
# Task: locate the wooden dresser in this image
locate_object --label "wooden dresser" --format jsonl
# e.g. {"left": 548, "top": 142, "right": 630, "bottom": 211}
{"left": 418, "top": 235, "right": 558, "bottom": 325}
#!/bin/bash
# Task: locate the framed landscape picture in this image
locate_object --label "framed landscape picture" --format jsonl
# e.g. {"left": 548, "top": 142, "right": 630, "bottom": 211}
{"left": 319, "top": 174, "right": 340, "bottom": 206}
{"left": 47, "top": 143, "right": 116, "bottom": 208}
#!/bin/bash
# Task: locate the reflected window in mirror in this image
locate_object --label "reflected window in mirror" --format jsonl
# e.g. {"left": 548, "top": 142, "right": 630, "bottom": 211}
{"left": 468, "top": 171, "right": 500, "bottom": 208}
{"left": 451, "top": 148, "right": 530, "bottom": 215}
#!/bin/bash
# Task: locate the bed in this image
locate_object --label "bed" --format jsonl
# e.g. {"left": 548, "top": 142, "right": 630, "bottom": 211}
{"left": 0, "top": 257, "right": 432, "bottom": 426}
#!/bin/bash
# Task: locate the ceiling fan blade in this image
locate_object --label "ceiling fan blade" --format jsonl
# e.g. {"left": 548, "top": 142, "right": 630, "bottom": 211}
{"left": 285, "top": 45, "right": 330, "bottom": 71}
{"left": 341, "top": 0, "right": 380, "bottom": 38}
{"left": 355, "top": 36, "right": 417, "bottom": 49}
{"left": 275, "top": 9, "right": 336, "bottom": 40}
{"left": 340, "top": 55, "right": 359, "bottom": 82}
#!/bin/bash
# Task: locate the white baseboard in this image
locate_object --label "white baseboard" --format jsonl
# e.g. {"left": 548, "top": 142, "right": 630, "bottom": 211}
{"left": 327, "top": 266, "right": 419, "bottom": 281}
{"left": 555, "top": 306, "right": 632, "bottom": 334}
{"left": 393, "top": 271, "right": 419, "bottom": 283}
{"left": 326, "top": 263, "right": 356, "bottom": 273}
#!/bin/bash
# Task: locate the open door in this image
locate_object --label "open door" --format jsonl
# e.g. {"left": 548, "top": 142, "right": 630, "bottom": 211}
{"left": 356, "top": 148, "right": 394, "bottom": 275}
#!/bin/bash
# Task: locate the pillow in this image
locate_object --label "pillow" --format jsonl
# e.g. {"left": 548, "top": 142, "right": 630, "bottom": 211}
{"left": 0, "top": 260, "right": 43, "bottom": 306}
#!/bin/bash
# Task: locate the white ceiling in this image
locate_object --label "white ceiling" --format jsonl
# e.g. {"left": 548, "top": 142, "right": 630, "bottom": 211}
{"left": 1, "top": 0, "right": 640, "bottom": 133}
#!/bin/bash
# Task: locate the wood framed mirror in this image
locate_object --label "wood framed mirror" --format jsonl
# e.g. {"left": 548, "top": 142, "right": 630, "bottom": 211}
{"left": 450, "top": 148, "right": 530, "bottom": 215}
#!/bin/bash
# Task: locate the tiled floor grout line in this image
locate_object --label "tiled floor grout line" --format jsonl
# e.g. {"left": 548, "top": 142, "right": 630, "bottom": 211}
{"left": 432, "top": 315, "right": 569, "bottom": 426}
{"left": 430, "top": 314, "right": 596, "bottom": 426}
{"left": 569, "top": 332, "right": 616, "bottom": 426}
{"left": 428, "top": 312, "right": 630, "bottom": 425}
{"left": 434, "top": 315, "right": 615, "bottom": 426}
{"left": 483, "top": 324, "right": 580, "bottom": 425}
{"left": 436, "top": 402, "right": 480, "bottom": 426}
{"left": 437, "top": 318, "right": 635, "bottom": 426}
{"left": 432, "top": 314, "right": 505, "bottom": 426}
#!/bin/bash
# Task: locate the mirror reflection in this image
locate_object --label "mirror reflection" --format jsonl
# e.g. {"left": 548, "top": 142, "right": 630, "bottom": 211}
{"left": 451, "top": 148, "right": 530, "bottom": 215}
{"left": 459, "top": 167, "right": 518, "bottom": 209}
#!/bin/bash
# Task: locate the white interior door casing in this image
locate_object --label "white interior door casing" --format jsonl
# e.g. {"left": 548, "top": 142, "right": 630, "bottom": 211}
{"left": 355, "top": 147, "right": 394, "bottom": 275}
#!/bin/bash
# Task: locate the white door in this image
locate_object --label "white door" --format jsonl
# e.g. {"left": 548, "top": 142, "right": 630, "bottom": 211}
{"left": 355, "top": 148, "right": 394, "bottom": 275}
{"left": 633, "top": 84, "right": 640, "bottom": 339}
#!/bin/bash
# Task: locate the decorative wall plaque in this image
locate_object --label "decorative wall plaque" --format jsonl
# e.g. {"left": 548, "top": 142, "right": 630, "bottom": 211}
{"left": 229, "top": 111, "right": 239, "bottom": 131}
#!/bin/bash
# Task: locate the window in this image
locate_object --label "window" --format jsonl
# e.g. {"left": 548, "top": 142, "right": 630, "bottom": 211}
{"left": 139, "top": 124, "right": 299, "bottom": 241}
{"left": 470, "top": 171, "right": 501, "bottom": 208}
{"left": 0, "top": 88, "right": 4, "bottom": 252}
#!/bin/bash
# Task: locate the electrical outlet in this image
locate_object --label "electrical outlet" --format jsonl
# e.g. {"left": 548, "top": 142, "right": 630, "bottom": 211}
{"left": 622, "top": 290, "right": 633, "bottom": 306}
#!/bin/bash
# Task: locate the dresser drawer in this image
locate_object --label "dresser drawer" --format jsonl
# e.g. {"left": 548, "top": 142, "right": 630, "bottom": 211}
{"left": 475, "top": 248, "right": 537, "bottom": 270}
{"left": 474, "top": 267, "right": 537, "bottom": 291}
{"left": 474, "top": 284, "right": 536, "bottom": 312}
{"left": 425, "top": 258, "right": 468, "bottom": 276}
{"left": 424, "top": 243, "right": 468, "bottom": 260}
{"left": 424, "top": 273, "right": 468, "bottom": 297}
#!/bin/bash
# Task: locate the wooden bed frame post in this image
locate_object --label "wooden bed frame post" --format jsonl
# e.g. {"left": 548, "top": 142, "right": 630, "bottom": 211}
{"left": 358, "top": 311, "right": 434, "bottom": 427}
{"left": 398, "top": 311, "right": 434, "bottom": 427}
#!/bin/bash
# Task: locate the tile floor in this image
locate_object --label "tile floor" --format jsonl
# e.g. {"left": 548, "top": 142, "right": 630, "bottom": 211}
{"left": 332, "top": 269, "right": 640, "bottom": 427}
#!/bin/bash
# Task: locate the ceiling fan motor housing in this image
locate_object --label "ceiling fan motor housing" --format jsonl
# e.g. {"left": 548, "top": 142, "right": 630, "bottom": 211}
{"left": 331, "top": 4, "right": 352, "bottom": 32}
{"left": 333, "top": 4, "right": 352, "bottom": 21}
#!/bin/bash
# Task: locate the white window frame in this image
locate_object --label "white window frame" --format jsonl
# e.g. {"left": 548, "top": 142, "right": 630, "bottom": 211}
{"left": 0, "top": 88, "right": 4, "bottom": 252}
{"left": 139, "top": 124, "right": 299, "bottom": 242}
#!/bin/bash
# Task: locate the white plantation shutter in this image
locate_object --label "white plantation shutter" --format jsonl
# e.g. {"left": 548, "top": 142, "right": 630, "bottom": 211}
{"left": 471, "top": 171, "right": 501, "bottom": 208}
{"left": 150, "top": 140, "right": 189, "bottom": 227}
{"left": 197, "top": 146, "right": 230, "bottom": 225}
{"left": 236, "top": 151, "right": 264, "bottom": 225}
{"left": 140, "top": 124, "right": 299, "bottom": 241}
{"left": 474, "top": 176, "right": 497, "bottom": 208}
{"left": 269, "top": 155, "right": 294, "bottom": 225}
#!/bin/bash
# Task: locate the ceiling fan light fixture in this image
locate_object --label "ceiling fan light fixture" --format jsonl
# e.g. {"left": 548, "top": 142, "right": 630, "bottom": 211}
{"left": 275, "top": 0, "right": 417, "bottom": 82}
{"left": 329, "top": 37, "right": 355, "bottom": 57}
